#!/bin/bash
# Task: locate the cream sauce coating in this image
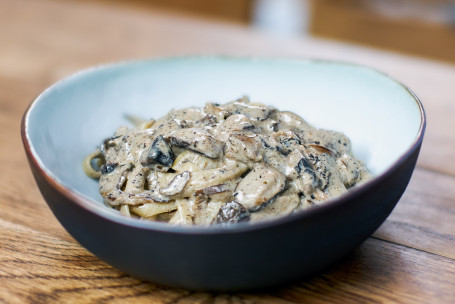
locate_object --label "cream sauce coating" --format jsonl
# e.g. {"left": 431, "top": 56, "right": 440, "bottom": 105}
{"left": 86, "top": 97, "right": 370, "bottom": 225}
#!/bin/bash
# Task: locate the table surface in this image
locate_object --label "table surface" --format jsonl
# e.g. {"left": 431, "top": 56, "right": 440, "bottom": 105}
{"left": 2, "top": 0, "right": 455, "bottom": 302}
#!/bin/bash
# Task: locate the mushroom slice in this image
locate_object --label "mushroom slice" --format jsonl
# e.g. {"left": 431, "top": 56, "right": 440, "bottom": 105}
{"left": 203, "top": 102, "right": 230, "bottom": 121}
{"left": 220, "top": 98, "right": 272, "bottom": 121}
{"left": 273, "top": 111, "right": 313, "bottom": 131}
{"left": 233, "top": 102, "right": 271, "bottom": 121}
{"left": 285, "top": 149, "right": 305, "bottom": 179}
{"left": 214, "top": 114, "right": 257, "bottom": 141}
{"left": 181, "top": 162, "right": 248, "bottom": 197}
{"left": 172, "top": 150, "right": 220, "bottom": 172}
{"left": 140, "top": 135, "right": 175, "bottom": 170}
{"left": 234, "top": 163, "right": 286, "bottom": 211}
{"left": 307, "top": 144, "right": 338, "bottom": 158}
{"left": 336, "top": 153, "right": 361, "bottom": 187}
{"left": 194, "top": 184, "right": 229, "bottom": 196}
{"left": 284, "top": 148, "right": 318, "bottom": 195}
{"left": 288, "top": 151, "right": 319, "bottom": 196}
{"left": 167, "top": 128, "right": 223, "bottom": 159}
{"left": 295, "top": 154, "right": 319, "bottom": 195}
{"left": 224, "top": 133, "right": 262, "bottom": 163}
{"left": 159, "top": 171, "right": 191, "bottom": 196}
{"left": 273, "top": 131, "right": 301, "bottom": 156}
{"left": 250, "top": 190, "right": 300, "bottom": 221}
{"left": 214, "top": 201, "right": 250, "bottom": 224}
{"left": 300, "top": 129, "right": 351, "bottom": 155}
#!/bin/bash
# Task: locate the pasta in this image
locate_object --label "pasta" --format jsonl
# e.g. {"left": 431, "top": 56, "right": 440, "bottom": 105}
{"left": 84, "top": 97, "right": 370, "bottom": 225}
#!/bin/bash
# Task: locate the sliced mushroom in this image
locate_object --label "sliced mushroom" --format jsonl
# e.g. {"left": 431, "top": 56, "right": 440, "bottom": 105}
{"left": 171, "top": 150, "right": 220, "bottom": 172}
{"left": 214, "top": 201, "right": 250, "bottom": 224}
{"left": 300, "top": 129, "right": 351, "bottom": 155}
{"left": 272, "top": 131, "right": 301, "bottom": 156}
{"left": 140, "top": 135, "right": 175, "bottom": 170}
{"left": 272, "top": 111, "right": 313, "bottom": 131}
{"left": 166, "top": 107, "right": 207, "bottom": 124}
{"left": 258, "top": 137, "right": 290, "bottom": 177}
{"left": 224, "top": 133, "right": 262, "bottom": 163}
{"left": 203, "top": 102, "right": 230, "bottom": 121}
{"left": 234, "top": 163, "right": 286, "bottom": 211}
{"left": 305, "top": 148, "right": 341, "bottom": 191}
{"left": 307, "top": 144, "right": 338, "bottom": 158}
{"left": 195, "top": 113, "right": 218, "bottom": 127}
{"left": 221, "top": 101, "right": 272, "bottom": 121}
{"left": 250, "top": 190, "right": 300, "bottom": 221}
{"left": 181, "top": 162, "right": 248, "bottom": 196}
{"left": 296, "top": 157, "right": 315, "bottom": 175}
{"left": 336, "top": 153, "right": 361, "bottom": 187}
{"left": 214, "top": 114, "right": 257, "bottom": 141}
{"left": 291, "top": 169, "right": 318, "bottom": 197}
{"left": 284, "top": 149, "right": 314, "bottom": 180}
{"left": 194, "top": 184, "right": 229, "bottom": 196}
{"left": 159, "top": 171, "right": 191, "bottom": 196}
{"left": 167, "top": 128, "right": 223, "bottom": 159}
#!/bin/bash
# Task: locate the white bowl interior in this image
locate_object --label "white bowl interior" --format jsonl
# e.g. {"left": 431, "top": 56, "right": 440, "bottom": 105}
{"left": 26, "top": 57, "right": 423, "bottom": 204}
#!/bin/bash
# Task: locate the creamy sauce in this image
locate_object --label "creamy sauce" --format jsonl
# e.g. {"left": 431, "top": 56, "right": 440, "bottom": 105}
{"left": 84, "top": 97, "right": 370, "bottom": 225}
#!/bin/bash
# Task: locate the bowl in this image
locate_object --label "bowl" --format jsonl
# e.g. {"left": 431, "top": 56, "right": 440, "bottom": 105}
{"left": 21, "top": 57, "right": 426, "bottom": 291}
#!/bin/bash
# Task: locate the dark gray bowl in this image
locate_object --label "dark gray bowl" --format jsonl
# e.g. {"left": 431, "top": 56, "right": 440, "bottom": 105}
{"left": 21, "top": 57, "right": 426, "bottom": 291}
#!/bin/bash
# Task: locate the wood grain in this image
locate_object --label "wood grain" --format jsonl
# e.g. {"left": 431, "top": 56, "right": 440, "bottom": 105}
{"left": 2, "top": 219, "right": 455, "bottom": 303}
{"left": 1, "top": 0, "right": 455, "bottom": 302}
{"left": 374, "top": 167, "right": 455, "bottom": 259}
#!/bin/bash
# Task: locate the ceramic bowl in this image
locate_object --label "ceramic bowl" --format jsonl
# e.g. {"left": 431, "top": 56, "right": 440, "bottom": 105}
{"left": 21, "top": 57, "right": 426, "bottom": 291}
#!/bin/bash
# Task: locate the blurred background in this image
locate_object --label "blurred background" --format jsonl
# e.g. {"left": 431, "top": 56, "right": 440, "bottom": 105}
{"left": 95, "top": 0, "right": 455, "bottom": 63}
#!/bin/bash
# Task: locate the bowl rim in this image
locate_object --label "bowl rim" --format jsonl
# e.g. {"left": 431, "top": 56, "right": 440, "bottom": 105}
{"left": 21, "top": 55, "right": 426, "bottom": 235}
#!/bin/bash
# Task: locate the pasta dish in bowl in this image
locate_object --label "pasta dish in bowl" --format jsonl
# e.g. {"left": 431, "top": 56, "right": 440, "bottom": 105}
{"left": 22, "top": 57, "right": 425, "bottom": 290}
{"left": 83, "top": 97, "right": 370, "bottom": 225}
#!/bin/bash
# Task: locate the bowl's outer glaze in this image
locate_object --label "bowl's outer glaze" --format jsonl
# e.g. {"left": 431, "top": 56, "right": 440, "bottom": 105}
{"left": 26, "top": 140, "right": 421, "bottom": 291}
{"left": 22, "top": 57, "right": 426, "bottom": 291}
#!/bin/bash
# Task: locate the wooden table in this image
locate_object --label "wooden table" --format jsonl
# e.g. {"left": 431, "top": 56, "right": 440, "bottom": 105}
{"left": 1, "top": 0, "right": 455, "bottom": 302}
